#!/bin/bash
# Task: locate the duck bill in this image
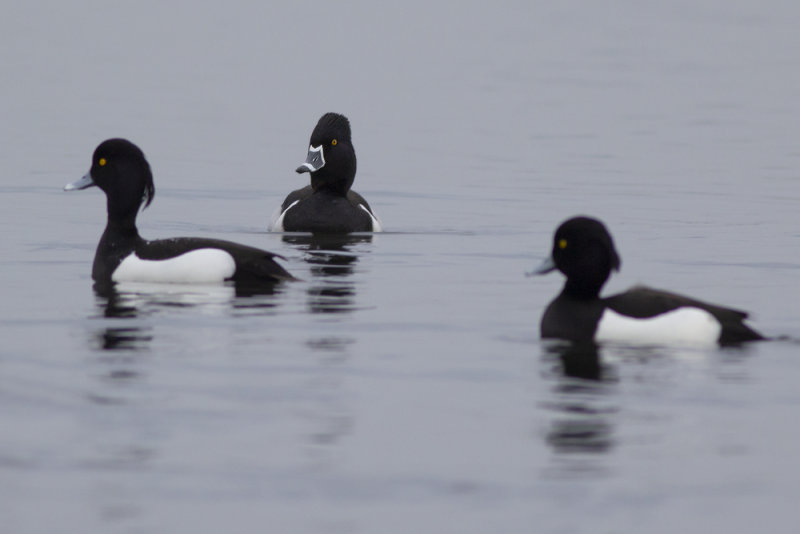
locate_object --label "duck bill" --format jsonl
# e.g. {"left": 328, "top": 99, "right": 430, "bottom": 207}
{"left": 526, "top": 256, "right": 556, "bottom": 277}
{"left": 64, "top": 171, "right": 96, "bottom": 191}
{"left": 295, "top": 144, "right": 325, "bottom": 174}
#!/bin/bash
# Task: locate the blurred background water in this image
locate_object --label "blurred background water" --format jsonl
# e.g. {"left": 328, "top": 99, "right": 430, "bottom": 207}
{"left": 1, "top": 1, "right": 799, "bottom": 532}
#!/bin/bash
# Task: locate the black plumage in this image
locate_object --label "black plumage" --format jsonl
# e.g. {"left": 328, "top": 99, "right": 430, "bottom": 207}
{"left": 534, "top": 216, "right": 764, "bottom": 345}
{"left": 67, "top": 138, "right": 294, "bottom": 285}
{"left": 272, "top": 113, "right": 380, "bottom": 233}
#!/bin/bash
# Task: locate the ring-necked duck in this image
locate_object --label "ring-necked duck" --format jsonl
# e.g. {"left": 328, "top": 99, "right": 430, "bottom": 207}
{"left": 269, "top": 113, "right": 382, "bottom": 233}
{"left": 531, "top": 216, "right": 764, "bottom": 346}
{"left": 65, "top": 138, "right": 294, "bottom": 286}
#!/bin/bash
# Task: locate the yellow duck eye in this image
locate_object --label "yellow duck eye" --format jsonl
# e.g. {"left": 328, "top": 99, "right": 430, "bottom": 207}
{"left": 99, "top": 158, "right": 107, "bottom": 167}
{"left": 558, "top": 239, "right": 568, "bottom": 249}
{"left": 331, "top": 139, "right": 338, "bottom": 146}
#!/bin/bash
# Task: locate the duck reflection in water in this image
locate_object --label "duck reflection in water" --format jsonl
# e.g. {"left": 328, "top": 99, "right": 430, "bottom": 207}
{"left": 541, "top": 341, "right": 617, "bottom": 458}
{"left": 91, "top": 275, "right": 286, "bottom": 351}
{"left": 83, "top": 283, "right": 156, "bottom": 403}
{"left": 282, "top": 233, "right": 372, "bottom": 314}
{"left": 545, "top": 340, "right": 605, "bottom": 381}
{"left": 93, "top": 282, "right": 154, "bottom": 352}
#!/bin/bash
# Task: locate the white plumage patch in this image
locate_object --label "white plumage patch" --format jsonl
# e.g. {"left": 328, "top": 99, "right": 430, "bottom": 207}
{"left": 268, "top": 200, "right": 300, "bottom": 232}
{"left": 595, "top": 307, "right": 722, "bottom": 347}
{"left": 112, "top": 249, "right": 237, "bottom": 284}
{"left": 359, "top": 204, "right": 383, "bottom": 232}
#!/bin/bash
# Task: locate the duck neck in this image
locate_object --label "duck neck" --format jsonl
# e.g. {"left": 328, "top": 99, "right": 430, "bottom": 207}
{"left": 100, "top": 200, "right": 142, "bottom": 250}
{"left": 310, "top": 149, "right": 356, "bottom": 196}
{"left": 92, "top": 216, "right": 141, "bottom": 284}
{"left": 311, "top": 175, "right": 350, "bottom": 196}
{"left": 561, "top": 278, "right": 604, "bottom": 301}
{"left": 105, "top": 192, "right": 144, "bottom": 231}
{"left": 107, "top": 213, "right": 139, "bottom": 234}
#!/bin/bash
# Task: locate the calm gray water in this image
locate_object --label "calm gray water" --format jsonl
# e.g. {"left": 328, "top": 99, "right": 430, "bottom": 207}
{"left": 2, "top": 1, "right": 800, "bottom": 532}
